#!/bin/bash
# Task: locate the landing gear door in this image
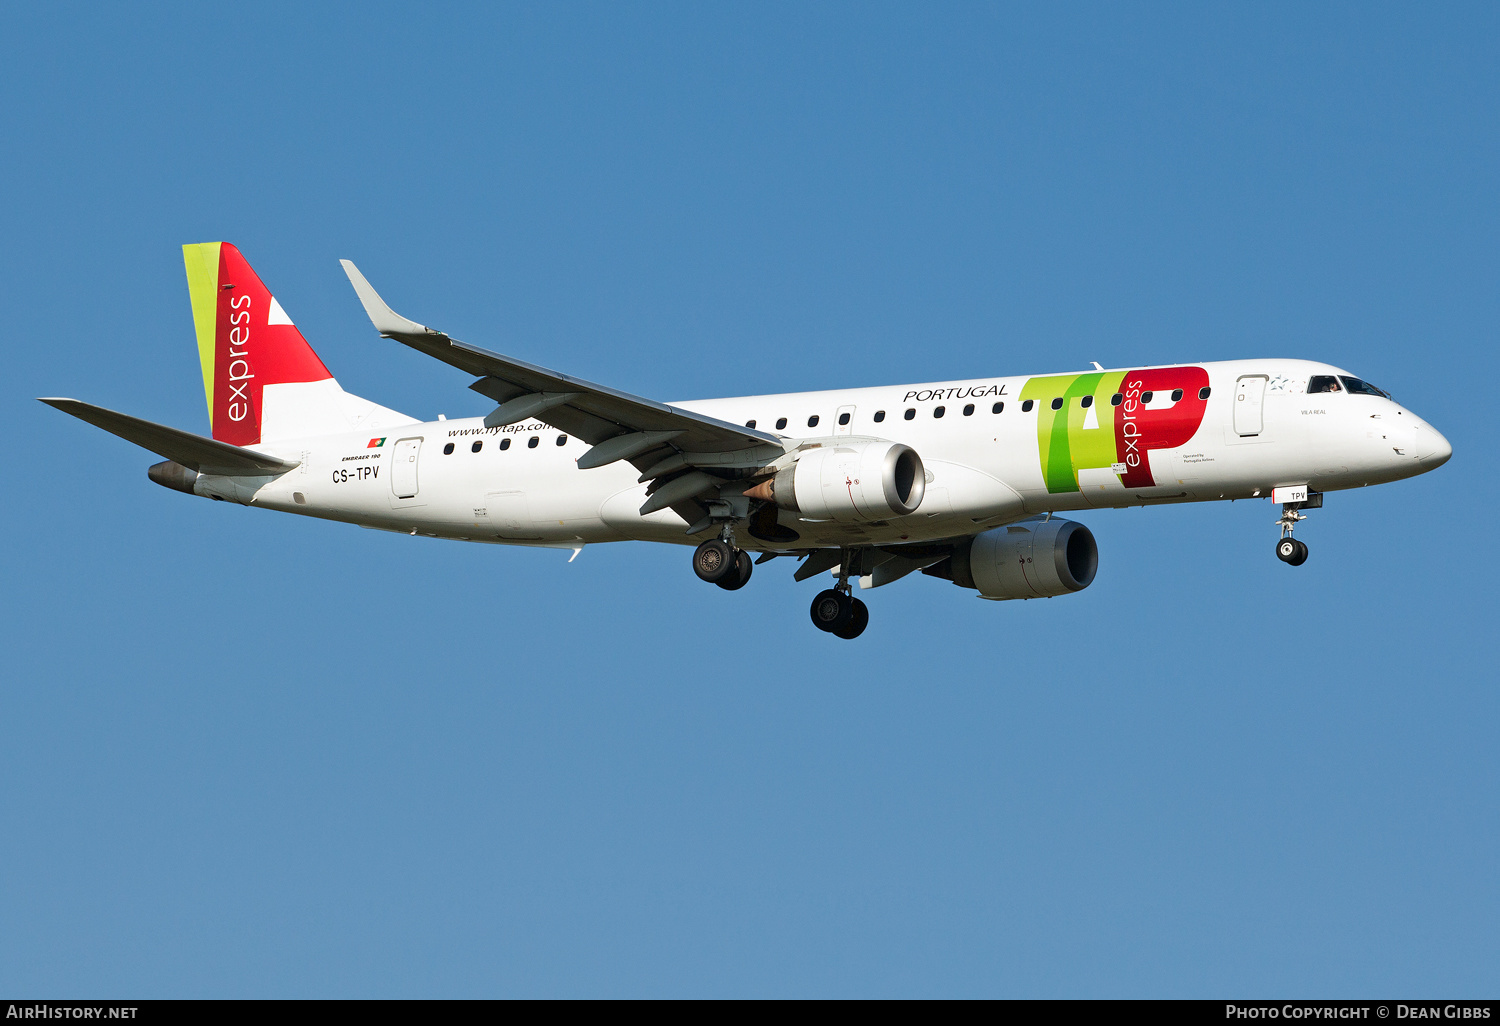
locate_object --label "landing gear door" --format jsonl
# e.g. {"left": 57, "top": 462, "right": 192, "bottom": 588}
{"left": 1234, "top": 375, "right": 1268, "bottom": 436}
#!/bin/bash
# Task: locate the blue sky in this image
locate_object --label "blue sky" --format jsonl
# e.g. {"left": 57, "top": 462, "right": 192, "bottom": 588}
{"left": 2, "top": 2, "right": 1497, "bottom": 997}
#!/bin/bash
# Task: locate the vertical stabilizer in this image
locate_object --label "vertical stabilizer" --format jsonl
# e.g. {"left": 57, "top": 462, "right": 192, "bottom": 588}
{"left": 182, "top": 243, "right": 413, "bottom": 444}
{"left": 182, "top": 242, "right": 334, "bottom": 445}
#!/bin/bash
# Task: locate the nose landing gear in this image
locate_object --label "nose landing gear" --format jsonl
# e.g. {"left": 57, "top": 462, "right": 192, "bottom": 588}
{"left": 1274, "top": 494, "right": 1319, "bottom": 566}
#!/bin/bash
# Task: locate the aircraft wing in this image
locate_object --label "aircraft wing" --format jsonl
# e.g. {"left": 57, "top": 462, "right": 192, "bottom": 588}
{"left": 39, "top": 398, "right": 299, "bottom": 475}
{"left": 341, "top": 260, "right": 782, "bottom": 469}
{"left": 341, "top": 260, "right": 791, "bottom": 528}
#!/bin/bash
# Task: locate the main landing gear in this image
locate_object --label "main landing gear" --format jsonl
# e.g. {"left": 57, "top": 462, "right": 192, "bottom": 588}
{"left": 692, "top": 533, "right": 870, "bottom": 639}
{"left": 809, "top": 553, "right": 868, "bottom": 640}
{"left": 693, "top": 535, "right": 753, "bottom": 591}
{"left": 810, "top": 589, "right": 868, "bottom": 639}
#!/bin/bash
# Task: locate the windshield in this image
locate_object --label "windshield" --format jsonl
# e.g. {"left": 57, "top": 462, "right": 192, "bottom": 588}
{"left": 1339, "top": 376, "right": 1390, "bottom": 398}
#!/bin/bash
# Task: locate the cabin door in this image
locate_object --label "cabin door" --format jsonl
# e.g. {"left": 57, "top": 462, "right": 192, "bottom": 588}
{"left": 391, "top": 438, "right": 422, "bottom": 498}
{"left": 1234, "top": 376, "right": 1268, "bottom": 436}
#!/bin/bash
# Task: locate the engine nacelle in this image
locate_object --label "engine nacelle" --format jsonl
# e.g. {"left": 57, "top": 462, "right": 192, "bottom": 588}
{"left": 750, "top": 441, "right": 925, "bottom": 522}
{"left": 938, "top": 519, "right": 1098, "bottom": 600}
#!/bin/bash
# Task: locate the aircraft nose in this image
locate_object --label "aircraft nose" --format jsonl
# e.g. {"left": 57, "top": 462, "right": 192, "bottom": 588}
{"left": 1422, "top": 426, "right": 1453, "bottom": 468}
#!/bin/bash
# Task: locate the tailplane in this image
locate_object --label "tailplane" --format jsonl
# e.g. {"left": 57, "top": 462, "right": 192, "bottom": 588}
{"left": 182, "top": 243, "right": 413, "bottom": 444}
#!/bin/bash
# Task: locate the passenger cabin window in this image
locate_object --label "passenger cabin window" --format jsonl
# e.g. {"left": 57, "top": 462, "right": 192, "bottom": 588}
{"left": 1141, "top": 391, "right": 1154, "bottom": 404}
{"left": 1171, "top": 389, "right": 1184, "bottom": 402}
{"left": 807, "top": 415, "right": 820, "bottom": 428}
{"left": 1340, "top": 376, "right": 1390, "bottom": 398}
{"left": 1110, "top": 394, "right": 1123, "bottom": 406}
{"left": 992, "top": 402, "right": 1004, "bottom": 414}
{"left": 443, "top": 442, "right": 455, "bottom": 455}
{"left": 745, "top": 419, "right": 756, "bottom": 429}
{"left": 776, "top": 417, "right": 788, "bottom": 430}
{"left": 1308, "top": 375, "right": 1342, "bottom": 394}
{"left": 904, "top": 409, "right": 916, "bottom": 420}
{"left": 962, "top": 404, "right": 974, "bottom": 416}
{"left": 874, "top": 410, "right": 886, "bottom": 423}
{"left": 1199, "top": 386, "right": 1212, "bottom": 400}
{"left": 500, "top": 437, "right": 511, "bottom": 450}
{"left": 838, "top": 412, "right": 850, "bottom": 426}
{"left": 1080, "top": 395, "right": 1093, "bottom": 408}
{"left": 556, "top": 435, "right": 567, "bottom": 446}
{"left": 1050, "top": 398, "right": 1063, "bottom": 410}
{"left": 527, "top": 436, "right": 539, "bottom": 448}
{"left": 1021, "top": 400, "right": 1034, "bottom": 413}
{"left": 471, "top": 440, "right": 483, "bottom": 453}
{"left": 934, "top": 406, "right": 945, "bottom": 418}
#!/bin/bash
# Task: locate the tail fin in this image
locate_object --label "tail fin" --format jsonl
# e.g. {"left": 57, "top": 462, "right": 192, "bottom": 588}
{"left": 183, "top": 243, "right": 413, "bottom": 444}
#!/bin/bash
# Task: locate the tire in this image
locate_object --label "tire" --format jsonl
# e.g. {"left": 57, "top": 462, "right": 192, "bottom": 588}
{"left": 1288, "top": 539, "right": 1309, "bottom": 566}
{"left": 693, "top": 539, "right": 735, "bottom": 583}
{"left": 716, "top": 550, "right": 754, "bottom": 591}
{"left": 810, "top": 589, "right": 853, "bottom": 632}
{"left": 1276, "top": 538, "right": 1298, "bottom": 563}
{"left": 832, "top": 597, "right": 869, "bottom": 639}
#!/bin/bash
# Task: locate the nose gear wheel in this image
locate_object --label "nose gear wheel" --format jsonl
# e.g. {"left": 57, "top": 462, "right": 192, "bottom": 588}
{"left": 1276, "top": 537, "right": 1309, "bottom": 565}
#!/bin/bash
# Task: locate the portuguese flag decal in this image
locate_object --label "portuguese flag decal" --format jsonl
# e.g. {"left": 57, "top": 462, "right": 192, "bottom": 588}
{"left": 368, "top": 437, "right": 386, "bottom": 448}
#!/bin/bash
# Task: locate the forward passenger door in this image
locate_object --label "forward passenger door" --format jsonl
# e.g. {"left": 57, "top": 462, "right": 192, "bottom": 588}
{"left": 1234, "top": 376, "right": 1267, "bottom": 436}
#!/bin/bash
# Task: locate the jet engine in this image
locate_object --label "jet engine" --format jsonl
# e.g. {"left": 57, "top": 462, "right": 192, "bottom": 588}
{"left": 928, "top": 519, "right": 1098, "bottom": 600}
{"left": 746, "top": 441, "right": 925, "bottom": 522}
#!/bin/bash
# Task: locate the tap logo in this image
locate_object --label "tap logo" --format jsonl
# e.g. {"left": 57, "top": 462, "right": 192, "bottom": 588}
{"left": 1021, "top": 366, "right": 1210, "bottom": 492}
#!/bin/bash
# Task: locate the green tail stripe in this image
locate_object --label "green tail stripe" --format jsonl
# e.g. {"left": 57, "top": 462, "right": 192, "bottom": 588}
{"left": 182, "top": 242, "right": 222, "bottom": 429}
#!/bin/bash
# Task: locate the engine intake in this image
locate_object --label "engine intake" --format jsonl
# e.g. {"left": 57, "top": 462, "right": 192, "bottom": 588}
{"left": 930, "top": 519, "right": 1098, "bottom": 600}
{"left": 747, "top": 441, "right": 925, "bottom": 523}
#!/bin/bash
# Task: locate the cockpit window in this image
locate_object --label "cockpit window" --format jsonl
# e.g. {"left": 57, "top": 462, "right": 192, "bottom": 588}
{"left": 1308, "top": 375, "right": 1342, "bottom": 394}
{"left": 1339, "top": 376, "right": 1390, "bottom": 398}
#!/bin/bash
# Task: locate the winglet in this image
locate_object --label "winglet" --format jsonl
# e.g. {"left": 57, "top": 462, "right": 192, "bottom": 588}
{"left": 339, "top": 259, "right": 439, "bottom": 339}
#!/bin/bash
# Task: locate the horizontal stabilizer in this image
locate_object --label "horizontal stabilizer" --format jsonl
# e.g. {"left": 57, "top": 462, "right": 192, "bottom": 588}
{"left": 39, "top": 398, "right": 299, "bottom": 475}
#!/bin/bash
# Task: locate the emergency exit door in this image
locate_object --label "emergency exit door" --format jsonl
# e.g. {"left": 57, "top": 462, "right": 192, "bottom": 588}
{"left": 835, "top": 404, "right": 857, "bottom": 436}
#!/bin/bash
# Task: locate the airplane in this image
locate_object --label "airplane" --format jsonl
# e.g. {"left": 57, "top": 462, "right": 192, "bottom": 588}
{"left": 42, "top": 242, "right": 1453, "bottom": 639}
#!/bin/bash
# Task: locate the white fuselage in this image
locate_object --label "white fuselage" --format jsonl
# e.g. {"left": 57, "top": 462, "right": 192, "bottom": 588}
{"left": 197, "top": 358, "right": 1450, "bottom": 552}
